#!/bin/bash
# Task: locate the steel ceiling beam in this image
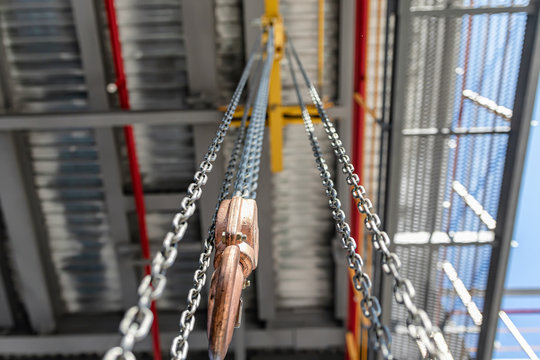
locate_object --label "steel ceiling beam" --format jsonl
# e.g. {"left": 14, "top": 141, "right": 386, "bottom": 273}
{"left": 242, "top": 0, "right": 264, "bottom": 63}
{"left": 0, "top": 245, "right": 13, "bottom": 328}
{"left": 379, "top": 0, "right": 411, "bottom": 338}
{"left": 70, "top": 0, "right": 109, "bottom": 109}
{"left": 0, "top": 107, "right": 347, "bottom": 131}
{"left": 0, "top": 110, "right": 221, "bottom": 130}
{"left": 95, "top": 129, "right": 139, "bottom": 310}
{"left": 254, "top": 132, "right": 276, "bottom": 322}
{"left": 182, "top": 0, "right": 219, "bottom": 105}
{"left": 0, "top": 326, "right": 344, "bottom": 355}
{"left": 0, "top": 133, "right": 56, "bottom": 333}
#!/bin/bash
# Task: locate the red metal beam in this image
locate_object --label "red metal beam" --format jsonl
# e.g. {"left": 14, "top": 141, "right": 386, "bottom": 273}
{"left": 104, "top": 1, "right": 162, "bottom": 359}
{"left": 347, "top": 0, "right": 369, "bottom": 359}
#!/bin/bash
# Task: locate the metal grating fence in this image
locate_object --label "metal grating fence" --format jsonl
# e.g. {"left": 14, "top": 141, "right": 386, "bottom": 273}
{"left": 388, "top": 4, "right": 529, "bottom": 359}
{"left": 411, "top": 0, "right": 530, "bottom": 9}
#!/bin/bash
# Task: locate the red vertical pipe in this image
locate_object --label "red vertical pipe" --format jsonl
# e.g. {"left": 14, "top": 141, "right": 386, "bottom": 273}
{"left": 348, "top": 0, "right": 369, "bottom": 358}
{"left": 104, "top": 1, "right": 162, "bottom": 359}
{"left": 104, "top": 0, "right": 130, "bottom": 109}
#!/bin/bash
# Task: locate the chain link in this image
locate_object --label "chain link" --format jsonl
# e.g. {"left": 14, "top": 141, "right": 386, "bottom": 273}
{"left": 103, "top": 36, "right": 261, "bottom": 360}
{"left": 286, "top": 45, "right": 393, "bottom": 359}
{"left": 288, "top": 38, "right": 453, "bottom": 360}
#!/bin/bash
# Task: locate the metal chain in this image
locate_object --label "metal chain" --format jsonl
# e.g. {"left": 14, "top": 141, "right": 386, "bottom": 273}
{"left": 246, "top": 66, "right": 270, "bottom": 199}
{"left": 172, "top": 32, "right": 272, "bottom": 360}
{"left": 169, "top": 38, "right": 265, "bottom": 360}
{"left": 245, "top": 31, "right": 273, "bottom": 199}
{"left": 286, "top": 46, "right": 393, "bottom": 359}
{"left": 213, "top": 56, "right": 264, "bottom": 207}
{"left": 103, "top": 37, "right": 260, "bottom": 360}
{"left": 234, "top": 27, "right": 274, "bottom": 199}
{"left": 289, "top": 38, "right": 454, "bottom": 360}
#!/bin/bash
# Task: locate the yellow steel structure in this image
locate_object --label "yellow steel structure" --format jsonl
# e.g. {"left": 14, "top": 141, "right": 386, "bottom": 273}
{"left": 219, "top": 0, "right": 333, "bottom": 172}
{"left": 225, "top": 104, "right": 331, "bottom": 120}
{"left": 263, "top": 0, "right": 285, "bottom": 172}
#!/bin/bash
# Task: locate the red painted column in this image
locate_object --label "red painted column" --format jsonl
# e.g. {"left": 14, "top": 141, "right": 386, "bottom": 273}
{"left": 104, "top": 1, "right": 162, "bottom": 359}
{"left": 347, "top": 0, "right": 369, "bottom": 359}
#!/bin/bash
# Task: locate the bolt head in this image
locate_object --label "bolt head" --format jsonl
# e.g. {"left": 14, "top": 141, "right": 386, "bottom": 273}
{"left": 106, "top": 83, "right": 118, "bottom": 94}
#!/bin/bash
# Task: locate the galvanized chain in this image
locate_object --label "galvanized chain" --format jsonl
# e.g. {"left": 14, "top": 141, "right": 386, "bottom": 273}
{"left": 103, "top": 37, "right": 261, "bottom": 360}
{"left": 172, "top": 32, "right": 271, "bottom": 360}
{"left": 234, "top": 27, "right": 274, "bottom": 199}
{"left": 289, "top": 38, "right": 454, "bottom": 360}
{"left": 169, "top": 39, "right": 265, "bottom": 360}
{"left": 172, "top": 31, "right": 271, "bottom": 360}
{"left": 286, "top": 46, "right": 393, "bottom": 359}
{"left": 222, "top": 59, "right": 263, "bottom": 201}
{"left": 246, "top": 66, "right": 270, "bottom": 199}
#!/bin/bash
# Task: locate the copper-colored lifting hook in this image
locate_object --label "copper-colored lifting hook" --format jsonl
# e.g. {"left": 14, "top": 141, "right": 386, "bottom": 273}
{"left": 208, "top": 196, "right": 259, "bottom": 360}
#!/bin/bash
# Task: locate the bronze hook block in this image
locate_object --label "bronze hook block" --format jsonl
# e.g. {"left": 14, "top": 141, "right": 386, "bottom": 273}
{"left": 208, "top": 196, "right": 259, "bottom": 360}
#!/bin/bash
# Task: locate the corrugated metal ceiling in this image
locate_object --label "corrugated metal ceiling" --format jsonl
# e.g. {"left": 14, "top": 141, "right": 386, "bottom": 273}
{"left": 0, "top": 0, "right": 89, "bottom": 113}
{"left": 0, "top": 0, "right": 344, "bottom": 324}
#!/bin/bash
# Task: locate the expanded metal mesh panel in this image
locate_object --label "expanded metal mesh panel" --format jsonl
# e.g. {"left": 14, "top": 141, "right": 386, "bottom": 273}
{"left": 0, "top": 0, "right": 88, "bottom": 113}
{"left": 108, "top": 0, "right": 188, "bottom": 110}
{"left": 281, "top": 0, "right": 339, "bottom": 104}
{"left": 390, "top": 7, "right": 528, "bottom": 359}
{"left": 391, "top": 244, "right": 492, "bottom": 359}
{"left": 119, "top": 124, "right": 196, "bottom": 192}
{"left": 25, "top": 129, "right": 122, "bottom": 314}
{"left": 272, "top": 124, "right": 335, "bottom": 309}
{"left": 214, "top": 0, "right": 244, "bottom": 103}
{"left": 398, "top": 12, "right": 525, "bottom": 233}
{"left": 411, "top": 0, "right": 530, "bottom": 10}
